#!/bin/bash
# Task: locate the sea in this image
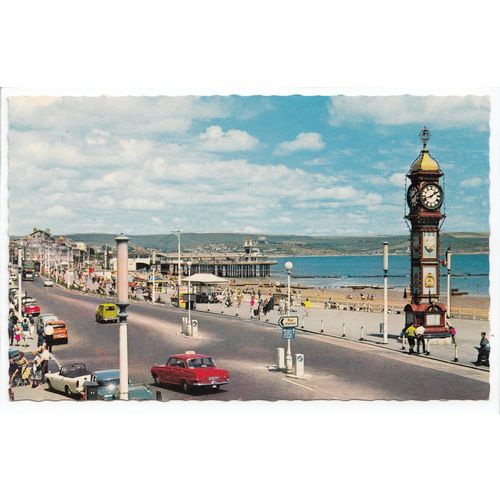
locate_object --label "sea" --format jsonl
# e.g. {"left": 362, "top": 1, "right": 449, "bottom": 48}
{"left": 273, "top": 254, "right": 489, "bottom": 296}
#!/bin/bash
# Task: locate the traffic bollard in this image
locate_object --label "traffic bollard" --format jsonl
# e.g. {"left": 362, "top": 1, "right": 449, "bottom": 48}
{"left": 294, "top": 353, "right": 305, "bottom": 377}
{"left": 221, "top": 306, "right": 224, "bottom": 314}
{"left": 342, "top": 322, "right": 346, "bottom": 337}
{"left": 453, "top": 343, "right": 458, "bottom": 362}
{"left": 235, "top": 306, "right": 239, "bottom": 317}
{"left": 320, "top": 319, "right": 324, "bottom": 333}
{"left": 359, "top": 326, "right": 364, "bottom": 341}
{"left": 301, "top": 316, "right": 305, "bottom": 328}
{"left": 277, "top": 348, "right": 285, "bottom": 370}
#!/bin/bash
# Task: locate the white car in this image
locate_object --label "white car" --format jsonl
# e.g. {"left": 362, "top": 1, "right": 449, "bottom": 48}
{"left": 45, "top": 363, "right": 93, "bottom": 397}
{"left": 44, "top": 279, "right": 54, "bottom": 287}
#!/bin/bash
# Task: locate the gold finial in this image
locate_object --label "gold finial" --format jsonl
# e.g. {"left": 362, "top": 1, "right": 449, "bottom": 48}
{"left": 419, "top": 127, "right": 431, "bottom": 150}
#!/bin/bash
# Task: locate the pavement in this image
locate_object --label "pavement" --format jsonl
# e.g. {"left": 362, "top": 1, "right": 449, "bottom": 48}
{"left": 10, "top": 278, "right": 490, "bottom": 402}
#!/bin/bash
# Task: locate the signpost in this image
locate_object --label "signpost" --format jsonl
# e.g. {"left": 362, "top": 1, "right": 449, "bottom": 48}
{"left": 278, "top": 316, "right": 299, "bottom": 328}
{"left": 281, "top": 327, "right": 296, "bottom": 339}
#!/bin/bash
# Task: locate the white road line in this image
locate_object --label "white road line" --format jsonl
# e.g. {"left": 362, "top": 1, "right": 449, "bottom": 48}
{"left": 281, "top": 378, "right": 315, "bottom": 392}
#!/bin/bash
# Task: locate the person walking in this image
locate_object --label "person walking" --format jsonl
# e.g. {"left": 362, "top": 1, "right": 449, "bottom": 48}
{"left": 474, "top": 331, "right": 490, "bottom": 367}
{"left": 8, "top": 318, "right": 15, "bottom": 346}
{"left": 304, "top": 298, "right": 311, "bottom": 317}
{"left": 28, "top": 315, "right": 35, "bottom": 340}
{"left": 448, "top": 324, "right": 457, "bottom": 344}
{"left": 416, "top": 325, "right": 427, "bottom": 354}
{"left": 20, "top": 317, "right": 30, "bottom": 348}
{"left": 250, "top": 296, "right": 255, "bottom": 315}
{"left": 36, "top": 320, "right": 45, "bottom": 348}
{"left": 406, "top": 323, "right": 417, "bottom": 354}
{"left": 14, "top": 324, "right": 22, "bottom": 346}
{"left": 17, "top": 352, "right": 31, "bottom": 386}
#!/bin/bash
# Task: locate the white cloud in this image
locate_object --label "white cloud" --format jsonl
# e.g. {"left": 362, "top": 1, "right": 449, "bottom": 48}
{"left": 328, "top": 96, "right": 490, "bottom": 128}
{"left": 45, "top": 205, "right": 74, "bottom": 217}
{"left": 460, "top": 177, "right": 483, "bottom": 188}
{"left": 304, "top": 157, "right": 330, "bottom": 166}
{"left": 199, "top": 125, "right": 259, "bottom": 151}
{"left": 389, "top": 173, "right": 406, "bottom": 186}
{"left": 275, "top": 132, "right": 325, "bottom": 155}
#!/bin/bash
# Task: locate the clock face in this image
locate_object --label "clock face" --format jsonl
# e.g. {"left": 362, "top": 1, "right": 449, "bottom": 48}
{"left": 420, "top": 183, "right": 443, "bottom": 210}
{"left": 407, "top": 185, "right": 419, "bottom": 208}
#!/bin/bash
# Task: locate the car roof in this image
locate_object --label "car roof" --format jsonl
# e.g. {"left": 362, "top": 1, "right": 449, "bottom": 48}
{"left": 99, "top": 303, "right": 117, "bottom": 307}
{"left": 172, "top": 353, "right": 210, "bottom": 360}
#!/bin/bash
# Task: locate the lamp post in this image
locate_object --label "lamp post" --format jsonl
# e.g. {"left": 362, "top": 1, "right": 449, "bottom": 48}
{"left": 172, "top": 229, "right": 182, "bottom": 307}
{"left": 446, "top": 247, "right": 452, "bottom": 318}
{"left": 152, "top": 250, "right": 156, "bottom": 304}
{"left": 115, "top": 234, "right": 130, "bottom": 401}
{"left": 383, "top": 242, "right": 389, "bottom": 344}
{"left": 17, "top": 248, "right": 23, "bottom": 320}
{"left": 187, "top": 259, "right": 192, "bottom": 335}
{"left": 284, "top": 261, "right": 293, "bottom": 373}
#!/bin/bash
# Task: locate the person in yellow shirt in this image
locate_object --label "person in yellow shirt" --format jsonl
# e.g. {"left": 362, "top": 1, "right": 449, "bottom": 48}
{"left": 305, "top": 298, "right": 311, "bottom": 317}
{"left": 406, "top": 324, "right": 417, "bottom": 354}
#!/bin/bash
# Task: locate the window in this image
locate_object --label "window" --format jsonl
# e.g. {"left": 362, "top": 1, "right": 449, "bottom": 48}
{"left": 188, "top": 357, "right": 216, "bottom": 368}
{"left": 167, "top": 358, "right": 177, "bottom": 366}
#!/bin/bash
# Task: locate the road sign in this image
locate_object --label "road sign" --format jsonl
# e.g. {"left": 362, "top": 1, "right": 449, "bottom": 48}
{"left": 282, "top": 327, "right": 296, "bottom": 339}
{"left": 278, "top": 316, "right": 299, "bottom": 328}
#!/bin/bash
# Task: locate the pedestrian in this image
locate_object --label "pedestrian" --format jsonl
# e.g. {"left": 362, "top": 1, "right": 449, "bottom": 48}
{"left": 416, "top": 325, "right": 427, "bottom": 354}
{"left": 37, "top": 346, "right": 60, "bottom": 383}
{"left": 305, "top": 298, "right": 311, "bottom": 317}
{"left": 44, "top": 322, "right": 54, "bottom": 352}
{"left": 405, "top": 323, "right": 417, "bottom": 354}
{"left": 474, "top": 331, "right": 490, "bottom": 367}
{"left": 279, "top": 298, "right": 285, "bottom": 315}
{"left": 250, "top": 295, "right": 255, "bottom": 314}
{"left": 8, "top": 318, "right": 15, "bottom": 346}
{"left": 20, "top": 317, "right": 30, "bottom": 347}
{"left": 28, "top": 315, "right": 35, "bottom": 339}
{"left": 37, "top": 320, "right": 45, "bottom": 348}
{"left": 14, "top": 324, "right": 22, "bottom": 346}
{"left": 448, "top": 324, "right": 457, "bottom": 344}
{"left": 17, "top": 352, "right": 31, "bottom": 386}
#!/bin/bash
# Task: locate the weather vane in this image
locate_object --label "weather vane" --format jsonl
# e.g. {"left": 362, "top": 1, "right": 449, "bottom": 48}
{"left": 419, "top": 126, "right": 431, "bottom": 149}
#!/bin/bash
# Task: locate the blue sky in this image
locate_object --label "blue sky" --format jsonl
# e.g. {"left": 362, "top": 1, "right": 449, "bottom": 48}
{"left": 8, "top": 95, "right": 490, "bottom": 236}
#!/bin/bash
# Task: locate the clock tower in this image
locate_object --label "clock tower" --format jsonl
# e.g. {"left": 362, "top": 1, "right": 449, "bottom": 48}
{"left": 404, "top": 128, "right": 450, "bottom": 341}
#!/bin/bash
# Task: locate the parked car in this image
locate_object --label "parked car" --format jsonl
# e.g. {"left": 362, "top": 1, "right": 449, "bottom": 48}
{"left": 96, "top": 303, "right": 119, "bottom": 323}
{"left": 23, "top": 300, "right": 40, "bottom": 316}
{"left": 45, "top": 363, "right": 93, "bottom": 397}
{"left": 151, "top": 351, "right": 230, "bottom": 393}
{"left": 43, "top": 279, "right": 54, "bottom": 287}
{"left": 45, "top": 320, "right": 68, "bottom": 345}
{"left": 91, "top": 369, "right": 154, "bottom": 401}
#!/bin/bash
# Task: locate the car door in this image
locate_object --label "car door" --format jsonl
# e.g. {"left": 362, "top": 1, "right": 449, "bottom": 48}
{"left": 157, "top": 357, "right": 174, "bottom": 384}
{"left": 171, "top": 358, "right": 187, "bottom": 386}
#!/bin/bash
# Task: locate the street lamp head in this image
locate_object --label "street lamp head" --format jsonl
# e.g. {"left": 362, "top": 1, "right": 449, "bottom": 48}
{"left": 284, "top": 261, "right": 293, "bottom": 272}
{"left": 187, "top": 260, "right": 192, "bottom": 267}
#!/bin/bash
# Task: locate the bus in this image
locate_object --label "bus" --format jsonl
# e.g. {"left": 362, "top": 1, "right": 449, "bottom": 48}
{"left": 22, "top": 260, "right": 35, "bottom": 281}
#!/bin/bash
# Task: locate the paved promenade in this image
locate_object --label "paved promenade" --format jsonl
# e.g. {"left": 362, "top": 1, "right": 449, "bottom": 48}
{"left": 189, "top": 295, "right": 490, "bottom": 371}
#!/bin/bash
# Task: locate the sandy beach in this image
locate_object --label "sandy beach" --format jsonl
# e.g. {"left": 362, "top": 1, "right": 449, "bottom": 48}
{"left": 227, "top": 277, "right": 489, "bottom": 317}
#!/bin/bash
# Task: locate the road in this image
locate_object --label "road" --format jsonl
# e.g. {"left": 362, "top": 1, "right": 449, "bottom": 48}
{"left": 22, "top": 278, "right": 489, "bottom": 401}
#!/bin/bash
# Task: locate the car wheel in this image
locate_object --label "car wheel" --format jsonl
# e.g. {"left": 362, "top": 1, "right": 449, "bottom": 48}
{"left": 152, "top": 374, "right": 159, "bottom": 386}
{"left": 46, "top": 379, "right": 53, "bottom": 391}
{"left": 181, "top": 380, "right": 190, "bottom": 394}
{"left": 65, "top": 385, "right": 72, "bottom": 397}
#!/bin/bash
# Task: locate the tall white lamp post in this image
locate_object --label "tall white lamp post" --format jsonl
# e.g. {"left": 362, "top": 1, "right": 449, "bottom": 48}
{"left": 172, "top": 229, "right": 182, "bottom": 307}
{"left": 446, "top": 247, "right": 452, "bottom": 318}
{"left": 284, "top": 261, "right": 293, "bottom": 373}
{"left": 152, "top": 250, "right": 156, "bottom": 304}
{"left": 115, "top": 234, "right": 130, "bottom": 401}
{"left": 383, "top": 242, "right": 389, "bottom": 344}
{"left": 17, "top": 248, "right": 23, "bottom": 320}
{"left": 187, "top": 259, "right": 192, "bottom": 335}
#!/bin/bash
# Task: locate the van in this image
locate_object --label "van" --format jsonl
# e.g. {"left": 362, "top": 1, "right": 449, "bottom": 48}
{"left": 96, "top": 303, "right": 119, "bottom": 323}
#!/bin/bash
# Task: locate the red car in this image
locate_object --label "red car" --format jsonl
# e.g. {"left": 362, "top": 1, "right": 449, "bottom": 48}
{"left": 151, "top": 351, "right": 230, "bottom": 393}
{"left": 23, "top": 301, "right": 40, "bottom": 316}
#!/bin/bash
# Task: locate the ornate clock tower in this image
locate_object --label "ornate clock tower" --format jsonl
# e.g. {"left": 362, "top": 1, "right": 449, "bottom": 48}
{"left": 404, "top": 128, "right": 450, "bottom": 341}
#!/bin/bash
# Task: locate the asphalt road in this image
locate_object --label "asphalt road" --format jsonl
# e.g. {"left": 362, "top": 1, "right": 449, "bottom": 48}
{"left": 22, "top": 278, "right": 489, "bottom": 401}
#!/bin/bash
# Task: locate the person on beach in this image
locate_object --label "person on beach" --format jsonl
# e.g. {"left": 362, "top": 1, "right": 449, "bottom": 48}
{"left": 416, "top": 325, "right": 427, "bottom": 354}
{"left": 405, "top": 324, "right": 416, "bottom": 354}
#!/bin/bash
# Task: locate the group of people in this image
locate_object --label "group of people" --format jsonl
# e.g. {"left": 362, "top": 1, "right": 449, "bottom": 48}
{"left": 8, "top": 311, "right": 36, "bottom": 348}
{"left": 402, "top": 324, "right": 429, "bottom": 355}
{"left": 8, "top": 346, "right": 60, "bottom": 400}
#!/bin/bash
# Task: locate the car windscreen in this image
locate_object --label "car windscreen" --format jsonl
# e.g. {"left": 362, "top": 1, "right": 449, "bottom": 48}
{"left": 97, "top": 378, "right": 120, "bottom": 387}
{"left": 187, "top": 357, "right": 216, "bottom": 368}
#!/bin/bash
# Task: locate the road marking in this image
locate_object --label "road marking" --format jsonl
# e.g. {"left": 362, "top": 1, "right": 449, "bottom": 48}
{"left": 281, "top": 377, "right": 315, "bottom": 392}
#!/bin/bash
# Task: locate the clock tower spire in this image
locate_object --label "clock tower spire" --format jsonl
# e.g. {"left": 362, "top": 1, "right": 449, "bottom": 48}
{"left": 404, "top": 128, "right": 450, "bottom": 343}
